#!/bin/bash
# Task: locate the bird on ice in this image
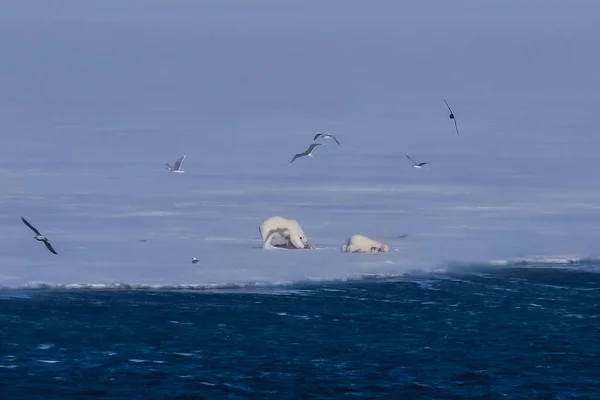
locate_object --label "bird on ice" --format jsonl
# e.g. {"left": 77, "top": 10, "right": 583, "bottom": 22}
{"left": 289, "top": 143, "right": 322, "bottom": 166}
{"left": 21, "top": 217, "right": 58, "bottom": 255}
{"left": 405, "top": 154, "right": 430, "bottom": 169}
{"left": 444, "top": 99, "right": 460, "bottom": 136}
{"left": 165, "top": 154, "right": 186, "bottom": 173}
{"left": 313, "top": 133, "right": 341, "bottom": 146}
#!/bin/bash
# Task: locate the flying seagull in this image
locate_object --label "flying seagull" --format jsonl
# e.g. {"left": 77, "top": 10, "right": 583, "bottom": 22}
{"left": 21, "top": 217, "right": 58, "bottom": 255}
{"left": 406, "top": 154, "right": 430, "bottom": 169}
{"left": 313, "top": 133, "right": 341, "bottom": 146}
{"left": 192, "top": 257, "right": 199, "bottom": 264}
{"left": 444, "top": 99, "right": 460, "bottom": 136}
{"left": 289, "top": 143, "right": 322, "bottom": 166}
{"left": 165, "top": 154, "right": 186, "bottom": 173}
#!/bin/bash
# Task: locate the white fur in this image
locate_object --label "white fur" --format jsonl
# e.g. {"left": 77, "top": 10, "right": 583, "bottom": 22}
{"left": 259, "top": 216, "right": 309, "bottom": 249}
{"left": 341, "top": 234, "right": 389, "bottom": 254}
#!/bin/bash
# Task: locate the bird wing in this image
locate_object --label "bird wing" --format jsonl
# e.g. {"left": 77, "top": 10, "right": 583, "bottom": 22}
{"left": 306, "top": 143, "right": 321, "bottom": 154}
{"left": 418, "top": 162, "right": 430, "bottom": 166}
{"left": 290, "top": 143, "right": 321, "bottom": 165}
{"left": 444, "top": 98, "right": 453, "bottom": 113}
{"left": 453, "top": 118, "right": 460, "bottom": 136}
{"left": 43, "top": 240, "right": 58, "bottom": 255}
{"left": 173, "top": 155, "right": 186, "bottom": 170}
{"left": 405, "top": 154, "right": 417, "bottom": 165}
{"left": 165, "top": 163, "right": 172, "bottom": 170}
{"left": 313, "top": 133, "right": 323, "bottom": 141}
{"left": 21, "top": 217, "right": 41, "bottom": 235}
{"left": 332, "top": 135, "right": 341, "bottom": 146}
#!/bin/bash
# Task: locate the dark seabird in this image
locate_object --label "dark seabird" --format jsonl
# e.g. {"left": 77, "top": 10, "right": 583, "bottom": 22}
{"left": 289, "top": 143, "right": 322, "bottom": 166}
{"left": 405, "top": 154, "right": 430, "bottom": 169}
{"left": 313, "top": 133, "right": 341, "bottom": 146}
{"left": 21, "top": 217, "right": 58, "bottom": 255}
{"left": 444, "top": 99, "right": 460, "bottom": 136}
{"left": 165, "top": 154, "right": 186, "bottom": 173}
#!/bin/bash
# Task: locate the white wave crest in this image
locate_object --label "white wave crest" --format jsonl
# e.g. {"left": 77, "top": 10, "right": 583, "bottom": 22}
{"left": 0, "top": 256, "right": 595, "bottom": 293}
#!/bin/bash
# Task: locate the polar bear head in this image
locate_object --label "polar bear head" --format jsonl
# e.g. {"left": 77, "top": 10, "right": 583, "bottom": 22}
{"left": 370, "top": 244, "right": 389, "bottom": 253}
{"left": 284, "top": 234, "right": 310, "bottom": 249}
{"left": 294, "top": 227, "right": 310, "bottom": 249}
{"left": 280, "top": 219, "right": 310, "bottom": 249}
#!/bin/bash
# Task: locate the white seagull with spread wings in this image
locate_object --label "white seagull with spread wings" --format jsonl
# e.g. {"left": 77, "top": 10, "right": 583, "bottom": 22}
{"left": 406, "top": 154, "right": 430, "bottom": 169}
{"left": 21, "top": 217, "right": 58, "bottom": 255}
{"left": 165, "top": 154, "right": 186, "bottom": 173}
{"left": 444, "top": 99, "right": 460, "bottom": 136}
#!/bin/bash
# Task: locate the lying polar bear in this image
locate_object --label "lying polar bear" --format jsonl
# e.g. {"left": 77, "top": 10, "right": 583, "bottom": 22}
{"left": 259, "top": 216, "right": 311, "bottom": 249}
{"left": 341, "top": 234, "right": 389, "bottom": 254}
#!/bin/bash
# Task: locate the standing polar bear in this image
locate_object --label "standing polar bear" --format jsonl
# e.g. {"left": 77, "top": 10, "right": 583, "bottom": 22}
{"left": 259, "top": 216, "right": 311, "bottom": 249}
{"left": 342, "top": 234, "right": 389, "bottom": 254}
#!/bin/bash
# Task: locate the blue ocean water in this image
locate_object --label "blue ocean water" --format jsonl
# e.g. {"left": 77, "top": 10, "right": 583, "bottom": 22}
{"left": 1, "top": 264, "right": 599, "bottom": 399}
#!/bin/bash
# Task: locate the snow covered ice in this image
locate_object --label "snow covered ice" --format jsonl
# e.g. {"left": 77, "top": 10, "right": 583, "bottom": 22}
{"left": 1, "top": 1, "right": 600, "bottom": 289}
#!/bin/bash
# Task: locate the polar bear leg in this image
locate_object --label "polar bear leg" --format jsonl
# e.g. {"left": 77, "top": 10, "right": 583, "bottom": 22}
{"left": 260, "top": 225, "right": 292, "bottom": 249}
{"left": 263, "top": 230, "right": 285, "bottom": 249}
{"left": 259, "top": 226, "right": 279, "bottom": 249}
{"left": 260, "top": 216, "right": 287, "bottom": 249}
{"left": 261, "top": 231, "right": 273, "bottom": 249}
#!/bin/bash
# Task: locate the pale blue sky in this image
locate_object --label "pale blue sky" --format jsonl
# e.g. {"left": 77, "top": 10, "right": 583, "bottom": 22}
{"left": 0, "top": 0, "right": 598, "bottom": 122}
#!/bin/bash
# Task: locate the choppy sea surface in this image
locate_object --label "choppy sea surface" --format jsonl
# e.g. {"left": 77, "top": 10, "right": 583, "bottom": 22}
{"left": 2, "top": 263, "right": 599, "bottom": 399}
